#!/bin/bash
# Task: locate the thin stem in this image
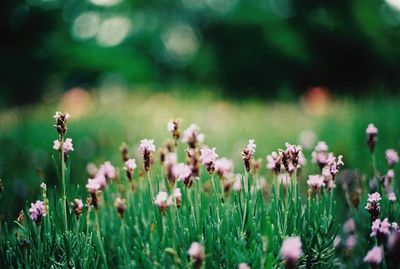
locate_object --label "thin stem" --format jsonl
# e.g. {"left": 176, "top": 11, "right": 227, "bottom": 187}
{"left": 187, "top": 188, "right": 198, "bottom": 231}
{"left": 60, "top": 136, "right": 68, "bottom": 231}
{"left": 95, "top": 211, "right": 108, "bottom": 269}
{"left": 147, "top": 172, "right": 155, "bottom": 201}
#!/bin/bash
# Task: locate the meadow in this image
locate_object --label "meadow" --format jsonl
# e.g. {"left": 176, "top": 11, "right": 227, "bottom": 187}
{"left": 0, "top": 90, "right": 400, "bottom": 268}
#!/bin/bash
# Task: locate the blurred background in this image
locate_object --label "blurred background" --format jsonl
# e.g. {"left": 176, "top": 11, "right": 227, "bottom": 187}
{"left": 1, "top": 0, "right": 400, "bottom": 221}
{"left": 2, "top": 0, "right": 400, "bottom": 106}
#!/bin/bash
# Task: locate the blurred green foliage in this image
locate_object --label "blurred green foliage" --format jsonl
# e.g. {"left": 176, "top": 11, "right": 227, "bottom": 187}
{"left": 2, "top": 0, "right": 400, "bottom": 106}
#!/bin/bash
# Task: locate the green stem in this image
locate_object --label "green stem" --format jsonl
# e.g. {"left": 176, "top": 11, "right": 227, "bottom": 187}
{"left": 60, "top": 136, "right": 68, "bottom": 231}
{"left": 95, "top": 211, "right": 108, "bottom": 269}
{"left": 147, "top": 172, "right": 155, "bottom": 201}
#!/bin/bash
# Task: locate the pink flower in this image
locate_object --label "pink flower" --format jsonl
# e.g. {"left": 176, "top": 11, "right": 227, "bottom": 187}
{"left": 345, "top": 235, "right": 357, "bottom": 249}
{"left": 139, "top": 139, "right": 156, "bottom": 154}
{"left": 366, "top": 123, "right": 378, "bottom": 135}
{"left": 242, "top": 139, "right": 256, "bottom": 172}
{"left": 99, "top": 161, "right": 116, "bottom": 180}
{"left": 215, "top": 158, "right": 234, "bottom": 178}
{"left": 246, "top": 139, "right": 256, "bottom": 155}
{"left": 280, "top": 236, "right": 302, "bottom": 262}
{"left": 200, "top": 147, "right": 218, "bottom": 174}
{"left": 188, "top": 242, "right": 204, "bottom": 265}
{"left": 124, "top": 159, "right": 137, "bottom": 171}
{"left": 29, "top": 200, "right": 46, "bottom": 225}
{"left": 367, "top": 192, "right": 382, "bottom": 203}
{"left": 266, "top": 151, "right": 281, "bottom": 174}
{"left": 307, "top": 175, "right": 325, "bottom": 191}
{"left": 154, "top": 191, "right": 170, "bottom": 212}
{"left": 315, "top": 141, "right": 328, "bottom": 151}
{"left": 388, "top": 192, "right": 397, "bottom": 202}
{"left": 173, "top": 188, "right": 182, "bottom": 207}
{"left": 238, "top": 263, "right": 251, "bottom": 269}
{"left": 167, "top": 120, "right": 175, "bottom": 132}
{"left": 392, "top": 222, "right": 399, "bottom": 230}
{"left": 86, "top": 178, "right": 101, "bottom": 193}
{"left": 385, "top": 149, "right": 399, "bottom": 167}
{"left": 173, "top": 163, "right": 192, "bottom": 181}
{"left": 363, "top": 246, "right": 383, "bottom": 266}
{"left": 232, "top": 174, "right": 242, "bottom": 191}
{"left": 370, "top": 218, "right": 391, "bottom": 237}
{"left": 182, "top": 124, "right": 204, "bottom": 147}
{"left": 53, "top": 138, "right": 74, "bottom": 153}
{"left": 343, "top": 218, "right": 356, "bottom": 233}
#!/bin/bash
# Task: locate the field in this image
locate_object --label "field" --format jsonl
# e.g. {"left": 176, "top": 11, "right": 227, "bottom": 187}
{"left": 1, "top": 90, "right": 400, "bottom": 268}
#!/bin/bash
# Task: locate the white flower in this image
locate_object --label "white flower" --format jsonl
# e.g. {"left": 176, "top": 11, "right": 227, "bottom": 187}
{"left": 307, "top": 175, "right": 325, "bottom": 190}
{"left": 139, "top": 139, "right": 156, "bottom": 154}
{"left": 173, "top": 163, "right": 192, "bottom": 181}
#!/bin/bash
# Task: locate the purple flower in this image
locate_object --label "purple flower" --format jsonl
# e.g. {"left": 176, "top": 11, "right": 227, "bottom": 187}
{"left": 182, "top": 124, "right": 204, "bottom": 148}
{"left": 266, "top": 151, "right": 282, "bottom": 174}
{"left": 188, "top": 242, "right": 204, "bottom": 268}
{"left": 365, "top": 192, "right": 381, "bottom": 221}
{"left": 154, "top": 191, "right": 171, "bottom": 212}
{"left": 366, "top": 123, "right": 378, "bottom": 135}
{"left": 29, "top": 200, "right": 46, "bottom": 225}
{"left": 343, "top": 218, "right": 356, "bottom": 233}
{"left": 388, "top": 192, "right": 396, "bottom": 202}
{"left": 307, "top": 175, "right": 325, "bottom": 192}
{"left": 215, "top": 158, "right": 234, "bottom": 179}
{"left": 86, "top": 178, "right": 101, "bottom": 193}
{"left": 345, "top": 235, "right": 357, "bottom": 250}
{"left": 386, "top": 149, "right": 399, "bottom": 167}
{"left": 139, "top": 139, "right": 156, "bottom": 172}
{"left": 53, "top": 138, "right": 74, "bottom": 154}
{"left": 366, "top": 123, "right": 378, "bottom": 153}
{"left": 200, "top": 147, "right": 218, "bottom": 174}
{"left": 124, "top": 159, "right": 137, "bottom": 181}
{"left": 281, "top": 236, "right": 302, "bottom": 268}
{"left": 242, "top": 139, "right": 256, "bottom": 172}
{"left": 370, "top": 218, "right": 391, "bottom": 237}
{"left": 363, "top": 246, "right": 383, "bottom": 266}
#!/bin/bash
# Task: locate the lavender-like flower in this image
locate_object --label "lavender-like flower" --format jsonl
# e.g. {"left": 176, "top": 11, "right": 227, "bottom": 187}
{"left": 200, "top": 147, "right": 218, "bottom": 174}
{"left": 388, "top": 192, "right": 397, "bottom": 202}
{"left": 114, "top": 197, "right": 127, "bottom": 218}
{"left": 311, "top": 141, "right": 330, "bottom": 168}
{"left": 363, "top": 246, "right": 382, "bottom": 268}
{"left": 139, "top": 139, "right": 156, "bottom": 172}
{"left": 370, "top": 218, "right": 391, "bottom": 239}
{"left": 86, "top": 178, "right": 101, "bottom": 209}
{"left": 124, "top": 159, "right": 137, "bottom": 181}
{"left": 366, "top": 123, "right": 378, "bottom": 153}
{"left": 242, "top": 139, "right": 256, "bottom": 172}
{"left": 280, "top": 236, "right": 302, "bottom": 269}
{"left": 365, "top": 192, "right": 381, "bottom": 221}
{"left": 173, "top": 188, "right": 182, "bottom": 207}
{"left": 307, "top": 175, "right": 325, "bottom": 193}
{"left": 385, "top": 149, "right": 399, "bottom": 168}
{"left": 182, "top": 124, "right": 205, "bottom": 148}
{"left": 188, "top": 242, "right": 205, "bottom": 269}
{"left": 343, "top": 218, "right": 356, "bottom": 233}
{"left": 173, "top": 163, "right": 193, "bottom": 187}
{"left": 167, "top": 119, "right": 181, "bottom": 144}
{"left": 154, "top": 191, "right": 171, "bottom": 212}
{"left": 53, "top": 111, "right": 70, "bottom": 136}
{"left": 29, "top": 200, "right": 46, "bottom": 225}
{"left": 72, "top": 199, "right": 83, "bottom": 218}
{"left": 266, "top": 151, "right": 282, "bottom": 174}
{"left": 215, "top": 158, "right": 234, "bottom": 179}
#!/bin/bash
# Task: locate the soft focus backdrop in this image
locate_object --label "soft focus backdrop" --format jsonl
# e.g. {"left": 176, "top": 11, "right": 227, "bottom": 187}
{"left": 2, "top": 0, "right": 400, "bottom": 106}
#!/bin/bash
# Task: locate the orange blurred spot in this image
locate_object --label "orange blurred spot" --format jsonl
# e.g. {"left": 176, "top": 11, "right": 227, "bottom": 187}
{"left": 59, "top": 88, "right": 93, "bottom": 118}
{"left": 301, "top": 86, "right": 330, "bottom": 115}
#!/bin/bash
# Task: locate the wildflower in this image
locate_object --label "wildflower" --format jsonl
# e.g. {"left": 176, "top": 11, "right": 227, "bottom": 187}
{"left": 232, "top": 174, "right": 242, "bottom": 191}
{"left": 311, "top": 141, "right": 330, "bottom": 168}
{"left": 154, "top": 191, "right": 170, "bottom": 212}
{"left": 165, "top": 152, "right": 177, "bottom": 184}
{"left": 370, "top": 218, "right": 391, "bottom": 238}
{"left": 345, "top": 235, "right": 357, "bottom": 250}
{"left": 53, "top": 111, "right": 70, "bottom": 136}
{"left": 365, "top": 192, "right": 381, "bottom": 221}
{"left": 366, "top": 123, "right": 378, "bottom": 153}
{"left": 343, "top": 218, "right": 356, "bottom": 233}
{"left": 242, "top": 139, "right": 256, "bottom": 172}
{"left": 139, "top": 139, "right": 156, "bottom": 172}
{"left": 173, "top": 163, "right": 192, "bottom": 187}
{"left": 363, "top": 246, "right": 382, "bottom": 267}
{"left": 238, "top": 263, "right": 251, "bottom": 269}
{"left": 385, "top": 149, "right": 399, "bottom": 167}
{"left": 124, "top": 159, "right": 137, "bottom": 181}
{"left": 200, "top": 147, "right": 218, "bottom": 174}
{"left": 280, "top": 236, "right": 302, "bottom": 269}
{"left": 114, "top": 197, "right": 127, "bottom": 218}
{"left": 388, "top": 231, "right": 400, "bottom": 265}
{"left": 307, "top": 175, "right": 325, "bottom": 193}
{"left": 188, "top": 242, "right": 204, "bottom": 269}
{"left": 40, "top": 182, "right": 47, "bottom": 192}
{"left": 119, "top": 142, "right": 129, "bottom": 162}
{"left": 99, "top": 161, "right": 117, "bottom": 181}
{"left": 392, "top": 222, "right": 399, "bottom": 230}
{"left": 388, "top": 192, "right": 396, "bottom": 202}
{"left": 215, "top": 158, "right": 234, "bottom": 179}
{"left": 173, "top": 188, "right": 182, "bottom": 207}
{"left": 382, "top": 169, "right": 395, "bottom": 189}
{"left": 182, "top": 124, "right": 205, "bottom": 148}
{"left": 297, "top": 150, "right": 307, "bottom": 169}
{"left": 86, "top": 178, "right": 101, "bottom": 209}
{"left": 167, "top": 119, "right": 181, "bottom": 143}
{"left": 53, "top": 138, "right": 74, "bottom": 157}
{"left": 72, "top": 199, "right": 83, "bottom": 218}
{"left": 266, "top": 151, "right": 281, "bottom": 174}
{"left": 29, "top": 200, "right": 46, "bottom": 225}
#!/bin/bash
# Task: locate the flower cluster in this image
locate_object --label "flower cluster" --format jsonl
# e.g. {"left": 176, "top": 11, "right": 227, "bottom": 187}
{"left": 182, "top": 124, "right": 204, "bottom": 148}
{"left": 114, "top": 197, "right": 127, "bottom": 218}
{"left": 188, "top": 242, "right": 204, "bottom": 269}
{"left": 280, "top": 236, "right": 302, "bottom": 269}
{"left": 167, "top": 119, "right": 181, "bottom": 144}
{"left": 366, "top": 123, "right": 378, "bottom": 153}
{"left": 53, "top": 111, "right": 70, "bottom": 137}
{"left": 370, "top": 218, "right": 391, "bottom": 238}
{"left": 385, "top": 149, "right": 399, "bottom": 168}
{"left": 124, "top": 158, "right": 137, "bottom": 181}
{"left": 200, "top": 147, "right": 218, "bottom": 174}
{"left": 307, "top": 175, "right": 325, "bottom": 193}
{"left": 242, "top": 139, "right": 256, "bottom": 172}
{"left": 139, "top": 139, "right": 156, "bottom": 172}
{"left": 29, "top": 200, "right": 46, "bottom": 225}
{"left": 173, "top": 163, "right": 193, "bottom": 187}
{"left": 365, "top": 192, "right": 381, "bottom": 221}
